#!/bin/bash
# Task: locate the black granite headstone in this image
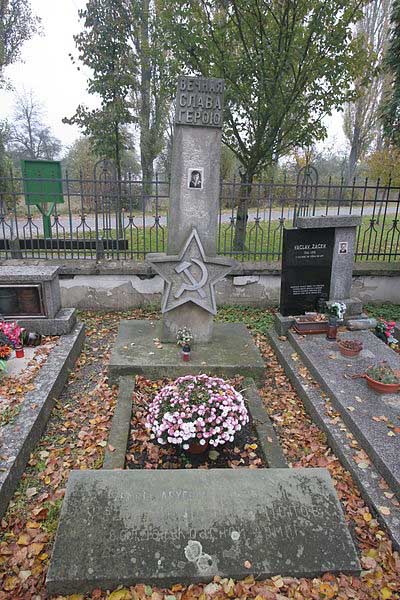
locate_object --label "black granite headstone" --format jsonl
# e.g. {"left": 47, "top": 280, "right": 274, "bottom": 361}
{"left": 280, "top": 228, "right": 334, "bottom": 316}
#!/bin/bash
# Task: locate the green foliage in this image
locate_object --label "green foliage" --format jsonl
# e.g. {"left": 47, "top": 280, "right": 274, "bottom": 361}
{"left": 64, "top": 0, "right": 137, "bottom": 176}
{"left": 0, "top": 0, "right": 41, "bottom": 83}
{"left": 365, "top": 146, "right": 400, "bottom": 185}
{"left": 365, "top": 302, "right": 400, "bottom": 321}
{"left": 382, "top": 0, "right": 400, "bottom": 146}
{"left": 161, "top": 0, "right": 366, "bottom": 179}
{"left": 365, "top": 361, "right": 399, "bottom": 384}
{"left": 216, "top": 306, "right": 274, "bottom": 334}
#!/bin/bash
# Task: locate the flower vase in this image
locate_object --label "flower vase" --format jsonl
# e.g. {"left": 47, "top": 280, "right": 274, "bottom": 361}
{"left": 187, "top": 440, "right": 209, "bottom": 455}
{"left": 326, "top": 316, "right": 338, "bottom": 340}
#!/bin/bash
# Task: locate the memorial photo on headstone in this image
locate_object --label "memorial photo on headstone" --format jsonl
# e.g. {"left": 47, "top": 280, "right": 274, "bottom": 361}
{"left": 339, "top": 241, "right": 348, "bottom": 254}
{"left": 188, "top": 168, "right": 203, "bottom": 189}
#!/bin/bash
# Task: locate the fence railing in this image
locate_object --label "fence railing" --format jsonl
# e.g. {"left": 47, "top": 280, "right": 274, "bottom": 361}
{"left": 1, "top": 165, "right": 400, "bottom": 262}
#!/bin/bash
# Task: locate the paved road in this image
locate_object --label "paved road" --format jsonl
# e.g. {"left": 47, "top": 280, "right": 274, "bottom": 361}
{"left": 5, "top": 204, "right": 399, "bottom": 237}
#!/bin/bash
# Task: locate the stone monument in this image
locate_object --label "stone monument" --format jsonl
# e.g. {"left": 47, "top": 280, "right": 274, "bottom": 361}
{"left": 108, "top": 75, "right": 265, "bottom": 382}
{"left": 276, "top": 214, "right": 363, "bottom": 333}
{"left": 148, "top": 76, "right": 233, "bottom": 343}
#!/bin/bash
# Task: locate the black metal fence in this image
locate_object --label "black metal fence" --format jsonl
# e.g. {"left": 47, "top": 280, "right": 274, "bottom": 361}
{"left": 1, "top": 163, "right": 400, "bottom": 262}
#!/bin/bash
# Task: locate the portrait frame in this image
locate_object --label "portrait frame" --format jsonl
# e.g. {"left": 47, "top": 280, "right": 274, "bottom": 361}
{"left": 187, "top": 167, "right": 204, "bottom": 190}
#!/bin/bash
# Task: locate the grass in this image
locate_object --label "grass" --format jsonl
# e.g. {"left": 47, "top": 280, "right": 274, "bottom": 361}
{"left": 364, "top": 303, "right": 400, "bottom": 321}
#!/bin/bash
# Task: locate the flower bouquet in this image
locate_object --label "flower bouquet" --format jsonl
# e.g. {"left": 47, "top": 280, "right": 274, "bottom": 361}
{"left": 146, "top": 374, "right": 249, "bottom": 452}
{"left": 176, "top": 327, "right": 193, "bottom": 362}
{"left": 375, "top": 320, "right": 398, "bottom": 348}
{"left": 0, "top": 321, "right": 23, "bottom": 348}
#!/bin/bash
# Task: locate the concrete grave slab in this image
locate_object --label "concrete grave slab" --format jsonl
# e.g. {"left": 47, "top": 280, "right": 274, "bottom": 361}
{"left": 287, "top": 329, "right": 400, "bottom": 496}
{"left": 268, "top": 328, "right": 400, "bottom": 551}
{"left": 0, "top": 322, "right": 85, "bottom": 518}
{"left": 47, "top": 468, "right": 360, "bottom": 595}
{"left": 108, "top": 320, "right": 265, "bottom": 386}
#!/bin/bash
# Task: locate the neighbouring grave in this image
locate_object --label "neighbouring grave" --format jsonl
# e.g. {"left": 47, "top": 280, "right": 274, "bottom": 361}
{"left": 277, "top": 215, "right": 363, "bottom": 332}
{"left": 0, "top": 265, "right": 76, "bottom": 335}
{"left": 286, "top": 329, "right": 400, "bottom": 496}
{"left": 47, "top": 469, "right": 360, "bottom": 595}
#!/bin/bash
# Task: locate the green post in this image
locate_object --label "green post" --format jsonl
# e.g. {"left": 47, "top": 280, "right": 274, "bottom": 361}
{"left": 42, "top": 214, "right": 52, "bottom": 238}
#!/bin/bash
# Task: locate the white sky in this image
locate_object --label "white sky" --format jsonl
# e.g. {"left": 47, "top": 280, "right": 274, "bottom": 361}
{"left": 0, "top": 0, "right": 348, "bottom": 155}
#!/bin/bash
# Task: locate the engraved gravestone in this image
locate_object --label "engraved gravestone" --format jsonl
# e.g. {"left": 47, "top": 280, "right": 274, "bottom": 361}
{"left": 280, "top": 228, "right": 335, "bottom": 316}
{"left": 47, "top": 469, "right": 360, "bottom": 594}
{"left": 147, "top": 76, "right": 233, "bottom": 343}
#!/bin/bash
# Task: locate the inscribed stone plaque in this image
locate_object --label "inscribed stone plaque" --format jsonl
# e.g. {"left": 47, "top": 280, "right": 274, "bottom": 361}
{"left": 175, "top": 76, "right": 224, "bottom": 128}
{"left": 47, "top": 468, "right": 360, "bottom": 595}
{"left": 280, "top": 228, "right": 334, "bottom": 316}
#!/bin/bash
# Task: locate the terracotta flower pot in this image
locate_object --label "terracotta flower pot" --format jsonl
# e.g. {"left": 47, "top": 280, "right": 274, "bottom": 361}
{"left": 338, "top": 342, "right": 362, "bottom": 357}
{"left": 186, "top": 440, "right": 209, "bottom": 455}
{"left": 365, "top": 375, "right": 400, "bottom": 394}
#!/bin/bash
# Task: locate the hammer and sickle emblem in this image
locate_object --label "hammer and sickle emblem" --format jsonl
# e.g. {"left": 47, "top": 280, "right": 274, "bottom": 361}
{"left": 174, "top": 258, "right": 208, "bottom": 299}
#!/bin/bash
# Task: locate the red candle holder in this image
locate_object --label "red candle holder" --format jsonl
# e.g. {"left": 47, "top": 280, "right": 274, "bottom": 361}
{"left": 15, "top": 345, "right": 24, "bottom": 358}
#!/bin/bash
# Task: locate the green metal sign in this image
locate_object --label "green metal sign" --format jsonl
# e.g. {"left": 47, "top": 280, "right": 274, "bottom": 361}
{"left": 21, "top": 160, "right": 64, "bottom": 238}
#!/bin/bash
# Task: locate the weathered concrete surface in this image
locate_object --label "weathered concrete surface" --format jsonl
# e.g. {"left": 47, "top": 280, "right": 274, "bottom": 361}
{"left": 57, "top": 272, "right": 400, "bottom": 310}
{"left": 268, "top": 328, "right": 400, "bottom": 551}
{"left": 296, "top": 215, "right": 362, "bottom": 229}
{"left": 287, "top": 329, "right": 400, "bottom": 497}
{"left": 0, "top": 322, "right": 85, "bottom": 519}
{"left": 16, "top": 307, "right": 77, "bottom": 335}
{"left": 242, "top": 378, "right": 287, "bottom": 468}
{"left": 108, "top": 320, "right": 265, "bottom": 386}
{"left": 103, "top": 376, "right": 135, "bottom": 470}
{"left": 47, "top": 468, "right": 360, "bottom": 594}
{"left": 0, "top": 264, "right": 62, "bottom": 318}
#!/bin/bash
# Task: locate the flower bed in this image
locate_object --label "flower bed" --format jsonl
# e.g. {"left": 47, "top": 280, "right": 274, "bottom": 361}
{"left": 126, "top": 375, "right": 265, "bottom": 469}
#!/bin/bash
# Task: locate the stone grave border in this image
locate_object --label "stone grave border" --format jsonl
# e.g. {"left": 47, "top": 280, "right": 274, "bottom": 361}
{"left": 286, "top": 329, "right": 400, "bottom": 495}
{"left": 268, "top": 329, "right": 400, "bottom": 551}
{"left": 103, "top": 376, "right": 287, "bottom": 470}
{"left": 0, "top": 322, "right": 85, "bottom": 519}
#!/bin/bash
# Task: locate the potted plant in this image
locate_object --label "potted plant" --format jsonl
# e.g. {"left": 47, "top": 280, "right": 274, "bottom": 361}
{"left": 326, "top": 302, "right": 347, "bottom": 340}
{"left": 364, "top": 362, "right": 400, "bottom": 393}
{"left": 337, "top": 338, "right": 363, "bottom": 357}
{"left": 293, "top": 313, "right": 329, "bottom": 334}
{"left": 176, "top": 327, "right": 193, "bottom": 362}
{"left": 146, "top": 374, "right": 249, "bottom": 454}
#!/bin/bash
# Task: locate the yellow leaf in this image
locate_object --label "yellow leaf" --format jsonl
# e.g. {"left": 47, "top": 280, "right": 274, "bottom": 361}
{"left": 39, "top": 552, "right": 49, "bottom": 561}
{"left": 30, "top": 542, "right": 45, "bottom": 555}
{"left": 26, "top": 521, "right": 40, "bottom": 529}
{"left": 109, "top": 589, "right": 132, "bottom": 600}
{"left": 3, "top": 576, "right": 18, "bottom": 591}
{"left": 381, "top": 588, "right": 392, "bottom": 599}
{"left": 17, "top": 533, "right": 31, "bottom": 546}
{"left": 44, "top": 476, "right": 51, "bottom": 485}
{"left": 319, "top": 582, "right": 336, "bottom": 598}
{"left": 363, "top": 512, "right": 372, "bottom": 522}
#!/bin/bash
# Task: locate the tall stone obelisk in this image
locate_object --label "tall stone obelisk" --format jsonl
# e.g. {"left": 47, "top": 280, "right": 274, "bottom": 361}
{"left": 148, "top": 76, "right": 233, "bottom": 342}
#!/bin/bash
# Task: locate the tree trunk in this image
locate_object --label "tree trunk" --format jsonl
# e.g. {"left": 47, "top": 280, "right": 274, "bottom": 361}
{"left": 233, "top": 171, "right": 254, "bottom": 251}
{"left": 346, "top": 121, "right": 361, "bottom": 185}
{"left": 139, "top": 0, "right": 153, "bottom": 213}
